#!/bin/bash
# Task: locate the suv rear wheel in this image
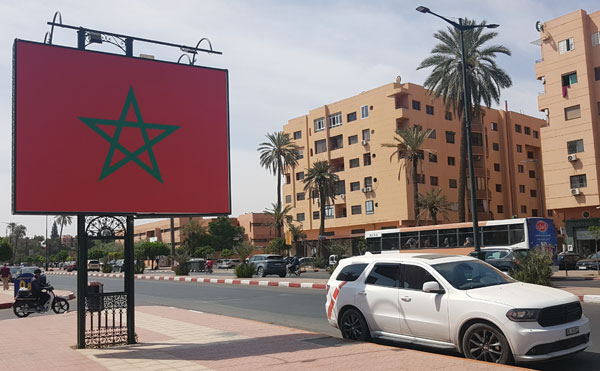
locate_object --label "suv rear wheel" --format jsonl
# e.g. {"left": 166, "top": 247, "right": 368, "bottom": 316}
{"left": 339, "top": 308, "right": 370, "bottom": 341}
{"left": 462, "top": 323, "right": 513, "bottom": 364}
{"left": 257, "top": 266, "right": 265, "bottom": 277}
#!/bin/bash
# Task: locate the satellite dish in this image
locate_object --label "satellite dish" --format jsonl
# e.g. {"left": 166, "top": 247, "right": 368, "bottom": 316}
{"left": 535, "top": 21, "right": 544, "bottom": 32}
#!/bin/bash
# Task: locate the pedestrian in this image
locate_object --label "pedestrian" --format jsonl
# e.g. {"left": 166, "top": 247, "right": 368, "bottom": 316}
{"left": 1, "top": 263, "right": 12, "bottom": 291}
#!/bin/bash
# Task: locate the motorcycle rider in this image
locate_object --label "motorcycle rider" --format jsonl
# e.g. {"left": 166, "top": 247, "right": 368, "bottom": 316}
{"left": 288, "top": 256, "right": 300, "bottom": 275}
{"left": 31, "top": 268, "right": 50, "bottom": 306}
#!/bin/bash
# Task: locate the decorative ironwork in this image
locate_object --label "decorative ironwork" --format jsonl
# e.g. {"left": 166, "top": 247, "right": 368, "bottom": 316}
{"left": 43, "top": 11, "right": 62, "bottom": 45}
{"left": 85, "top": 292, "right": 132, "bottom": 348}
{"left": 177, "top": 37, "right": 216, "bottom": 65}
{"left": 86, "top": 32, "right": 128, "bottom": 53}
{"left": 85, "top": 216, "right": 126, "bottom": 238}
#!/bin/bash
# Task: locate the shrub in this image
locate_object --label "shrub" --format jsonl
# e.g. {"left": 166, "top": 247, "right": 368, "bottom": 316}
{"left": 173, "top": 251, "right": 190, "bottom": 276}
{"left": 134, "top": 261, "right": 145, "bottom": 274}
{"left": 314, "top": 257, "right": 327, "bottom": 269}
{"left": 102, "top": 264, "right": 113, "bottom": 273}
{"left": 235, "top": 263, "right": 255, "bottom": 278}
{"left": 512, "top": 250, "right": 553, "bottom": 286}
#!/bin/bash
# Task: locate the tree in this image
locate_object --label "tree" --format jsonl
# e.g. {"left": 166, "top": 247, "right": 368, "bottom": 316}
{"left": 382, "top": 126, "right": 433, "bottom": 226}
{"left": 8, "top": 224, "right": 27, "bottom": 255}
{"left": 50, "top": 221, "right": 59, "bottom": 239}
{"left": 54, "top": 215, "right": 73, "bottom": 243}
{"left": 264, "top": 202, "right": 292, "bottom": 242}
{"left": 181, "top": 220, "right": 211, "bottom": 256}
{"left": 88, "top": 247, "right": 107, "bottom": 260}
{"left": 208, "top": 216, "right": 244, "bottom": 252}
{"left": 195, "top": 246, "right": 215, "bottom": 259}
{"left": 287, "top": 223, "right": 306, "bottom": 256}
{"left": 418, "top": 19, "right": 512, "bottom": 221}
{"left": 234, "top": 241, "right": 254, "bottom": 263}
{"left": 221, "top": 249, "right": 234, "bottom": 259}
{"left": 0, "top": 238, "right": 13, "bottom": 263}
{"left": 265, "top": 238, "right": 286, "bottom": 255}
{"left": 138, "top": 241, "right": 170, "bottom": 269}
{"left": 588, "top": 226, "right": 600, "bottom": 274}
{"left": 303, "top": 161, "right": 340, "bottom": 258}
{"left": 258, "top": 132, "right": 301, "bottom": 237}
{"left": 418, "top": 188, "right": 454, "bottom": 225}
{"left": 55, "top": 250, "right": 69, "bottom": 263}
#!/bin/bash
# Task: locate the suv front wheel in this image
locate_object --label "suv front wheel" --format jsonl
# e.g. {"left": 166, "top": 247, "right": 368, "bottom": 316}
{"left": 462, "top": 323, "right": 513, "bottom": 364}
{"left": 257, "top": 266, "right": 265, "bottom": 277}
{"left": 339, "top": 308, "right": 370, "bottom": 341}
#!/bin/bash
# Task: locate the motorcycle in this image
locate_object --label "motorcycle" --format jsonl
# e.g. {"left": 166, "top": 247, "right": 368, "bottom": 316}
{"left": 287, "top": 263, "right": 300, "bottom": 277}
{"left": 13, "top": 285, "right": 70, "bottom": 318}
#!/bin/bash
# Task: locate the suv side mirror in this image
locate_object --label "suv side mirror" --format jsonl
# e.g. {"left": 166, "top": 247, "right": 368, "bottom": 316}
{"left": 422, "top": 281, "right": 445, "bottom": 294}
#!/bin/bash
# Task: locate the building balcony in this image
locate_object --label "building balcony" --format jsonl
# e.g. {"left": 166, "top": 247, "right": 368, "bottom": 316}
{"left": 471, "top": 122, "right": 483, "bottom": 132}
{"left": 471, "top": 145, "right": 484, "bottom": 156}
{"left": 467, "top": 189, "right": 491, "bottom": 200}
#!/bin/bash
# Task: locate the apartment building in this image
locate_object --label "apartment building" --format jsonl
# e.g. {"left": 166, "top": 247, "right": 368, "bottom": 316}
{"left": 282, "top": 79, "right": 547, "bottom": 241}
{"left": 535, "top": 9, "right": 600, "bottom": 255}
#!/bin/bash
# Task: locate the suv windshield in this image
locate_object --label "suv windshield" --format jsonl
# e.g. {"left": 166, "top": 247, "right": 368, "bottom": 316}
{"left": 432, "top": 260, "right": 515, "bottom": 290}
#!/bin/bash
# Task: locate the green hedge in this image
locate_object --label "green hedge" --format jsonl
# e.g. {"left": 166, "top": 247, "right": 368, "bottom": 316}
{"left": 235, "top": 263, "right": 255, "bottom": 278}
{"left": 512, "top": 250, "right": 553, "bottom": 286}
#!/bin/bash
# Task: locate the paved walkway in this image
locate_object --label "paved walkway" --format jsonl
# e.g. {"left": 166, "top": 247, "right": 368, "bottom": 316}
{"left": 0, "top": 305, "right": 530, "bottom": 371}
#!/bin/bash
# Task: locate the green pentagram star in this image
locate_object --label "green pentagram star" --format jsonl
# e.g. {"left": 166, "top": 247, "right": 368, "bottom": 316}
{"left": 79, "top": 86, "right": 180, "bottom": 183}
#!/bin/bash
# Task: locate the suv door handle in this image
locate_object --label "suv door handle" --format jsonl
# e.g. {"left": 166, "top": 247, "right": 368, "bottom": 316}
{"left": 358, "top": 291, "right": 367, "bottom": 296}
{"left": 401, "top": 296, "right": 411, "bottom": 302}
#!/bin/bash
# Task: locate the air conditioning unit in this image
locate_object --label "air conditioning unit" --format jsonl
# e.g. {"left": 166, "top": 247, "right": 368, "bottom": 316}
{"left": 361, "top": 139, "right": 369, "bottom": 146}
{"left": 361, "top": 188, "right": 367, "bottom": 193}
{"left": 570, "top": 188, "right": 580, "bottom": 195}
{"left": 567, "top": 154, "right": 577, "bottom": 162}
{"left": 340, "top": 194, "right": 345, "bottom": 199}
{"left": 366, "top": 186, "right": 372, "bottom": 192}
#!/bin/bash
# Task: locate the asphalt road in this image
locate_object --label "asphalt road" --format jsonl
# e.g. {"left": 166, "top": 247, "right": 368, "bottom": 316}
{"left": 2, "top": 275, "right": 600, "bottom": 371}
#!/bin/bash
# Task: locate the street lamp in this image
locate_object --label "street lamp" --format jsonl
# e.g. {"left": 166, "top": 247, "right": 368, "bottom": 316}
{"left": 416, "top": 6, "right": 499, "bottom": 259}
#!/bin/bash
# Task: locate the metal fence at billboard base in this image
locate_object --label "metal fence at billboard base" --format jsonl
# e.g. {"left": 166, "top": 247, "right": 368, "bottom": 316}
{"left": 84, "top": 292, "right": 136, "bottom": 348}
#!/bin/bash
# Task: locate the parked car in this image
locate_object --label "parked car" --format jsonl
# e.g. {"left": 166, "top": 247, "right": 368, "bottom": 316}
{"left": 9, "top": 266, "right": 19, "bottom": 282}
{"left": 329, "top": 254, "right": 349, "bottom": 267}
{"left": 468, "top": 247, "right": 529, "bottom": 273}
{"left": 65, "top": 263, "right": 77, "bottom": 272}
{"left": 87, "top": 260, "right": 101, "bottom": 272}
{"left": 557, "top": 252, "right": 583, "bottom": 270}
{"left": 575, "top": 254, "right": 600, "bottom": 270}
{"left": 326, "top": 252, "right": 590, "bottom": 364}
{"left": 111, "top": 259, "right": 125, "bottom": 272}
{"left": 248, "top": 254, "right": 286, "bottom": 277}
{"left": 17, "top": 267, "right": 40, "bottom": 276}
{"left": 299, "top": 257, "right": 315, "bottom": 268}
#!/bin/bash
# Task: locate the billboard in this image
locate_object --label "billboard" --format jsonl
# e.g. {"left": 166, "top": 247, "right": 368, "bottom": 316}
{"left": 526, "top": 218, "right": 558, "bottom": 259}
{"left": 13, "top": 40, "right": 230, "bottom": 215}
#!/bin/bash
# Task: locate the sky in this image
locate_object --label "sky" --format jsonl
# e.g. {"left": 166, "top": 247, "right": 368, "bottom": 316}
{"left": 0, "top": 0, "right": 597, "bottom": 238}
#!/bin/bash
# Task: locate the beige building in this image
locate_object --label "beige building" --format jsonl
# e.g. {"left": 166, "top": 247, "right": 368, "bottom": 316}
{"left": 535, "top": 9, "right": 600, "bottom": 255}
{"left": 282, "top": 79, "right": 547, "bottom": 242}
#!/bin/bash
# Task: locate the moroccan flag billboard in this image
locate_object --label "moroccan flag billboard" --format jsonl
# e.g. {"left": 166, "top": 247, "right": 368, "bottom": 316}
{"left": 12, "top": 40, "right": 230, "bottom": 215}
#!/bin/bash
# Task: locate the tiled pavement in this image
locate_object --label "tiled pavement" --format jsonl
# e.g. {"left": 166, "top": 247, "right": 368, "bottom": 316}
{"left": 0, "top": 305, "right": 531, "bottom": 371}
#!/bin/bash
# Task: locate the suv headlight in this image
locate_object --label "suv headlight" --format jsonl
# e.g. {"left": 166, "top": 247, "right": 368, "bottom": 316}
{"left": 506, "top": 309, "right": 540, "bottom": 322}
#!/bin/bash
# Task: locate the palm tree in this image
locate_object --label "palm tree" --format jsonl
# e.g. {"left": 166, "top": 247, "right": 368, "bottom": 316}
{"left": 418, "top": 189, "right": 454, "bottom": 225}
{"left": 8, "top": 224, "right": 27, "bottom": 254}
{"left": 264, "top": 201, "right": 292, "bottom": 241}
{"left": 55, "top": 215, "right": 73, "bottom": 244}
{"left": 287, "top": 222, "right": 306, "bottom": 256}
{"left": 258, "top": 131, "right": 301, "bottom": 232}
{"left": 382, "top": 126, "right": 433, "bottom": 226}
{"left": 303, "top": 161, "right": 339, "bottom": 258}
{"left": 417, "top": 19, "right": 512, "bottom": 221}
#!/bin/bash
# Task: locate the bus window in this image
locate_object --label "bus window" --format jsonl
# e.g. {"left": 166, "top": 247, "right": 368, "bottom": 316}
{"left": 482, "top": 225, "right": 509, "bottom": 246}
{"left": 366, "top": 237, "right": 381, "bottom": 253}
{"left": 439, "top": 229, "right": 458, "bottom": 247}
{"left": 401, "top": 232, "right": 419, "bottom": 249}
{"left": 382, "top": 233, "right": 399, "bottom": 250}
{"left": 509, "top": 224, "right": 525, "bottom": 245}
{"left": 459, "top": 228, "right": 474, "bottom": 247}
{"left": 420, "top": 230, "right": 438, "bottom": 248}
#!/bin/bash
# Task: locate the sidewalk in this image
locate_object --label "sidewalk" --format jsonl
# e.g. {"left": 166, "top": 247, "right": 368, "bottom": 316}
{"left": 0, "top": 305, "right": 529, "bottom": 371}
{"left": 0, "top": 283, "right": 75, "bottom": 309}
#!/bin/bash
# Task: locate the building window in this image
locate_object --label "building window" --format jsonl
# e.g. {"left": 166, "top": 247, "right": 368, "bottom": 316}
{"left": 519, "top": 185, "right": 525, "bottom": 193}
{"left": 524, "top": 127, "right": 531, "bottom": 135}
{"left": 350, "top": 181, "right": 360, "bottom": 191}
{"left": 285, "top": 195, "right": 291, "bottom": 203}
{"left": 532, "top": 209, "right": 538, "bottom": 217}
{"left": 426, "top": 105, "right": 434, "bottom": 115}
{"left": 492, "top": 143, "right": 499, "bottom": 151}
{"left": 314, "top": 117, "right": 325, "bottom": 132}
{"left": 496, "top": 184, "right": 501, "bottom": 192}
{"left": 412, "top": 100, "right": 421, "bottom": 110}
{"left": 429, "top": 129, "right": 436, "bottom": 139}
{"left": 430, "top": 176, "right": 439, "bottom": 186}
{"left": 285, "top": 174, "right": 291, "bottom": 184}
{"left": 296, "top": 192, "right": 305, "bottom": 201}
{"left": 293, "top": 131, "right": 302, "bottom": 140}
{"left": 529, "top": 170, "right": 535, "bottom": 178}
{"left": 521, "top": 205, "right": 527, "bottom": 214}
{"left": 328, "top": 112, "right": 342, "bottom": 128}
{"left": 298, "top": 148, "right": 304, "bottom": 159}
{"left": 533, "top": 130, "right": 539, "bottom": 139}
{"left": 515, "top": 124, "right": 522, "bottom": 133}
{"left": 518, "top": 165, "right": 524, "bottom": 173}
{"left": 593, "top": 32, "right": 600, "bottom": 47}
{"left": 296, "top": 213, "right": 305, "bottom": 222}
{"left": 491, "top": 122, "right": 498, "bottom": 131}
{"left": 348, "top": 135, "right": 358, "bottom": 145}
{"left": 570, "top": 174, "right": 587, "bottom": 188}
{"left": 334, "top": 180, "right": 345, "bottom": 195}
{"left": 567, "top": 139, "right": 584, "bottom": 154}
{"left": 497, "top": 205, "right": 504, "bottom": 214}
{"left": 365, "top": 200, "right": 374, "bottom": 215}
{"left": 363, "top": 153, "right": 372, "bottom": 166}
{"left": 315, "top": 139, "right": 327, "bottom": 154}
{"left": 445, "top": 131, "right": 455, "bottom": 144}
{"left": 364, "top": 176, "right": 373, "bottom": 188}
{"left": 449, "top": 179, "right": 457, "bottom": 188}
{"left": 595, "top": 67, "right": 600, "bottom": 81}
{"left": 448, "top": 156, "right": 455, "bottom": 166}
{"left": 313, "top": 211, "right": 320, "bottom": 220}
{"left": 347, "top": 112, "right": 357, "bottom": 122}
{"left": 428, "top": 153, "right": 438, "bottom": 163}
{"left": 527, "top": 151, "right": 534, "bottom": 159}
{"left": 548, "top": 210, "right": 554, "bottom": 217}
{"left": 494, "top": 163, "right": 500, "bottom": 172}
{"left": 325, "top": 205, "right": 334, "bottom": 219}
{"left": 445, "top": 111, "right": 452, "bottom": 121}
{"left": 471, "top": 132, "right": 482, "bottom": 147}
{"left": 530, "top": 189, "right": 537, "bottom": 197}
{"left": 562, "top": 72, "right": 578, "bottom": 86}
{"left": 351, "top": 205, "right": 362, "bottom": 215}
{"left": 361, "top": 105, "right": 369, "bottom": 119}
{"left": 362, "top": 129, "right": 370, "bottom": 141}
{"left": 329, "top": 135, "right": 343, "bottom": 150}
{"left": 558, "top": 37, "right": 574, "bottom": 54}
{"left": 516, "top": 144, "right": 522, "bottom": 153}
{"left": 296, "top": 172, "right": 304, "bottom": 181}
{"left": 416, "top": 174, "right": 425, "bottom": 184}
{"left": 565, "top": 105, "right": 581, "bottom": 120}
{"left": 349, "top": 158, "right": 360, "bottom": 168}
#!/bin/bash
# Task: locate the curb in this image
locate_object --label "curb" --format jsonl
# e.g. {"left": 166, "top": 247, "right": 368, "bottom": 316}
{"left": 47, "top": 271, "right": 327, "bottom": 290}
{"left": 0, "top": 291, "right": 76, "bottom": 310}
{"left": 578, "top": 295, "right": 600, "bottom": 304}
{"left": 552, "top": 276, "right": 600, "bottom": 281}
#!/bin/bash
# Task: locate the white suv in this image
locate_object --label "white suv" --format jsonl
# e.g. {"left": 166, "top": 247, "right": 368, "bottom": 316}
{"left": 326, "top": 252, "right": 590, "bottom": 364}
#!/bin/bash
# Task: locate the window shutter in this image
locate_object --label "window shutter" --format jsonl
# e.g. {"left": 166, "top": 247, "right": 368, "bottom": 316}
{"left": 558, "top": 40, "right": 566, "bottom": 54}
{"left": 592, "top": 32, "right": 600, "bottom": 47}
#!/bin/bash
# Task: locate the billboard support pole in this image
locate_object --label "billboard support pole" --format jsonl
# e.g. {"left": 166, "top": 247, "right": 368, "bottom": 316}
{"left": 76, "top": 215, "right": 87, "bottom": 349}
{"left": 124, "top": 216, "right": 135, "bottom": 344}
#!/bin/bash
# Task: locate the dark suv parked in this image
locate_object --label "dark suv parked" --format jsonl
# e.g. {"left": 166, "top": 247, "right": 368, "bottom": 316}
{"left": 248, "top": 254, "right": 286, "bottom": 277}
{"left": 469, "top": 247, "right": 529, "bottom": 273}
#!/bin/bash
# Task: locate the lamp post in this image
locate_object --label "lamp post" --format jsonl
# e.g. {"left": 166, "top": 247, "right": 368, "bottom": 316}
{"left": 416, "top": 6, "right": 499, "bottom": 259}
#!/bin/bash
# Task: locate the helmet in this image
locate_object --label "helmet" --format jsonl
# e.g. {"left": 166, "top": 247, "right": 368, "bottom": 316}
{"left": 34, "top": 268, "right": 42, "bottom": 275}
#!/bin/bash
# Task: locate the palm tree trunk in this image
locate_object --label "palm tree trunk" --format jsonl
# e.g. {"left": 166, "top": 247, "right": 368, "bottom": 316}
{"left": 276, "top": 162, "right": 282, "bottom": 239}
{"left": 432, "top": 210, "right": 438, "bottom": 225}
{"left": 412, "top": 159, "right": 419, "bottom": 226}
{"left": 458, "top": 118, "right": 468, "bottom": 222}
{"left": 319, "top": 186, "right": 326, "bottom": 259}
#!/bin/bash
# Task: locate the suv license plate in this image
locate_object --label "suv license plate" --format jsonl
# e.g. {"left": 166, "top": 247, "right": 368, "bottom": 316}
{"left": 566, "top": 326, "right": 579, "bottom": 336}
{"left": 579, "top": 266, "right": 587, "bottom": 270}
